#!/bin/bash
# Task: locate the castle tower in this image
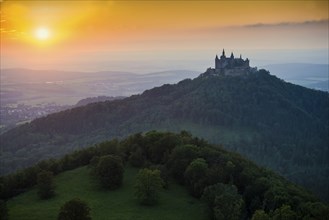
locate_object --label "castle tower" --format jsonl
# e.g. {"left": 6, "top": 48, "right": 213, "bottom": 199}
{"left": 230, "top": 52, "right": 234, "bottom": 59}
{"left": 215, "top": 55, "right": 220, "bottom": 69}
{"left": 220, "top": 49, "right": 226, "bottom": 59}
{"left": 245, "top": 58, "right": 250, "bottom": 67}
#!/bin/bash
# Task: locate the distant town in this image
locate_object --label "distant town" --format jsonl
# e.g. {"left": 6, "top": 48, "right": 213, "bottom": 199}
{"left": 0, "top": 103, "right": 70, "bottom": 134}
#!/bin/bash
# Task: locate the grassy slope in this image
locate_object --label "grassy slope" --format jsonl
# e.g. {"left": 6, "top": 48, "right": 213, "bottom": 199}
{"left": 8, "top": 166, "right": 207, "bottom": 220}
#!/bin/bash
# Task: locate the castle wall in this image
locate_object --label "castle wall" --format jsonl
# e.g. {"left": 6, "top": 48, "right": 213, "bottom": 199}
{"left": 224, "top": 68, "right": 249, "bottom": 76}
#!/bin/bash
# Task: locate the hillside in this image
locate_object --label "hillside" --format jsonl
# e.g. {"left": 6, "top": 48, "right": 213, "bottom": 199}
{"left": 1, "top": 69, "right": 328, "bottom": 201}
{"left": 7, "top": 166, "right": 206, "bottom": 220}
{"left": 2, "top": 131, "right": 328, "bottom": 219}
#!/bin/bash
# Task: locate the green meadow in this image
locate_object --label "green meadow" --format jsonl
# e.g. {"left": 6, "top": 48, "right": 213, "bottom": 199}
{"left": 8, "top": 166, "right": 207, "bottom": 220}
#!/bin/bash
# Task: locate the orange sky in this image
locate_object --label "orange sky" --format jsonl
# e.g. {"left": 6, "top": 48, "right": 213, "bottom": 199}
{"left": 1, "top": 0, "right": 328, "bottom": 71}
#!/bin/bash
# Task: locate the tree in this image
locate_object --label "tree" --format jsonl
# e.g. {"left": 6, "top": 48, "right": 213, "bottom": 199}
{"left": 150, "top": 164, "right": 170, "bottom": 189}
{"left": 184, "top": 158, "right": 208, "bottom": 197}
{"left": 94, "top": 155, "right": 124, "bottom": 189}
{"left": 37, "top": 170, "right": 55, "bottom": 199}
{"left": 301, "top": 202, "right": 329, "bottom": 219}
{"left": 167, "top": 144, "right": 200, "bottom": 183}
{"left": 145, "top": 131, "right": 180, "bottom": 164}
{"left": 244, "top": 177, "right": 271, "bottom": 214}
{"left": 0, "top": 200, "right": 9, "bottom": 220}
{"left": 58, "top": 198, "right": 91, "bottom": 220}
{"left": 88, "top": 156, "right": 100, "bottom": 171}
{"left": 129, "top": 147, "right": 145, "bottom": 167}
{"left": 202, "top": 183, "right": 244, "bottom": 220}
{"left": 135, "top": 168, "right": 164, "bottom": 205}
{"left": 251, "top": 210, "right": 270, "bottom": 220}
{"left": 225, "top": 160, "right": 235, "bottom": 183}
{"left": 272, "top": 204, "right": 297, "bottom": 220}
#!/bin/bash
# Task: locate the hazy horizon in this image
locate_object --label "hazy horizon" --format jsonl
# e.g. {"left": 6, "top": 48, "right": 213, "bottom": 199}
{"left": 1, "top": 48, "right": 328, "bottom": 74}
{"left": 1, "top": 1, "right": 328, "bottom": 73}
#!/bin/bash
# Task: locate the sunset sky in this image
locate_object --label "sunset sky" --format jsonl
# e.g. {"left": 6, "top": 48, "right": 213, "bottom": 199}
{"left": 1, "top": 0, "right": 328, "bottom": 72}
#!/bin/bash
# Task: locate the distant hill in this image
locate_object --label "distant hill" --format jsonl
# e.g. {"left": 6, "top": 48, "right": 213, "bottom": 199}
{"left": 262, "top": 63, "right": 329, "bottom": 91}
{"left": 75, "top": 96, "right": 125, "bottom": 107}
{"left": 1, "top": 69, "right": 328, "bottom": 201}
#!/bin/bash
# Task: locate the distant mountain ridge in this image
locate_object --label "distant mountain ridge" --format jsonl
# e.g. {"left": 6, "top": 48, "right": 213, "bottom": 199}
{"left": 1, "top": 69, "right": 328, "bottom": 201}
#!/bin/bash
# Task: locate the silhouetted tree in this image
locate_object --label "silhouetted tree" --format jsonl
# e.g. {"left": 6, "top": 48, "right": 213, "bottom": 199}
{"left": 167, "top": 144, "right": 199, "bottom": 183}
{"left": 58, "top": 198, "right": 91, "bottom": 220}
{"left": 94, "top": 155, "right": 124, "bottom": 189}
{"left": 202, "top": 183, "right": 244, "bottom": 220}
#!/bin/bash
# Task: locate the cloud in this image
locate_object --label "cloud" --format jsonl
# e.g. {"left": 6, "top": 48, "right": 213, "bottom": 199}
{"left": 187, "top": 19, "right": 328, "bottom": 36}
{"left": 240, "top": 19, "right": 328, "bottom": 28}
{"left": 183, "top": 19, "right": 328, "bottom": 51}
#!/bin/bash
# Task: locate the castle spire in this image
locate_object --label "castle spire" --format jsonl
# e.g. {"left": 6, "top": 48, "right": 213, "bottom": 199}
{"left": 230, "top": 52, "right": 234, "bottom": 59}
{"left": 220, "top": 49, "right": 226, "bottom": 59}
{"left": 240, "top": 54, "right": 242, "bottom": 59}
{"left": 215, "top": 54, "right": 219, "bottom": 60}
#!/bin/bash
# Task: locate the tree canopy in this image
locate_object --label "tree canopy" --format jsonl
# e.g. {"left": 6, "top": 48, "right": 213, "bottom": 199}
{"left": 94, "top": 155, "right": 124, "bottom": 189}
{"left": 135, "top": 168, "right": 164, "bottom": 205}
{"left": 202, "top": 183, "right": 244, "bottom": 220}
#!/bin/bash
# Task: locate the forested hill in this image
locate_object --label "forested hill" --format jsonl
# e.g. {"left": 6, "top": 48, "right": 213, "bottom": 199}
{"left": 2, "top": 132, "right": 329, "bottom": 219}
{"left": 1, "top": 69, "right": 328, "bottom": 201}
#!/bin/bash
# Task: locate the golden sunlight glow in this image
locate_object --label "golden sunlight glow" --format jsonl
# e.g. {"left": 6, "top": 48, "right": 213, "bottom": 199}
{"left": 35, "top": 27, "right": 50, "bottom": 40}
{"left": 0, "top": 1, "right": 328, "bottom": 69}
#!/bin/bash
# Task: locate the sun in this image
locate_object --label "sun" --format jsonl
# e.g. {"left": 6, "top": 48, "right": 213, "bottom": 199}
{"left": 35, "top": 27, "right": 51, "bottom": 40}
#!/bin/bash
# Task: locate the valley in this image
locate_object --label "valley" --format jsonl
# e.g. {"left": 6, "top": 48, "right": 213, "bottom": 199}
{"left": 0, "top": 69, "right": 199, "bottom": 133}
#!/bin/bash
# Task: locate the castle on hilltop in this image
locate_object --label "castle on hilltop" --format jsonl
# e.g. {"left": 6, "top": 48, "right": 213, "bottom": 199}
{"left": 205, "top": 49, "right": 256, "bottom": 76}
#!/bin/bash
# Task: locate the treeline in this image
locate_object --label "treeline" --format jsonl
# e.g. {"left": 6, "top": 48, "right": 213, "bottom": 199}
{"left": 1, "top": 131, "right": 328, "bottom": 219}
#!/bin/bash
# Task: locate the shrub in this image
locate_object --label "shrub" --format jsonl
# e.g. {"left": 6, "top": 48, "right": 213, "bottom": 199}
{"left": 58, "top": 198, "right": 91, "bottom": 220}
